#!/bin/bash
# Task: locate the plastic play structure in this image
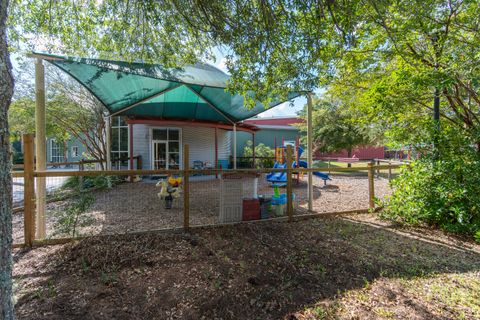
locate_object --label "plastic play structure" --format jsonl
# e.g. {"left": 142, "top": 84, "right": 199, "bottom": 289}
{"left": 267, "top": 138, "right": 331, "bottom": 185}
{"left": 270, "top": 185, "right": 295, "bottom": 216}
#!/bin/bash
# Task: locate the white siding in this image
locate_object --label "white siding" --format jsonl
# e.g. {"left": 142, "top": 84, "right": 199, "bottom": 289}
{"left": 183, "top": 126, "right": 214, "bottom": 166}
{"left": 132, "top": 124, "right": 232, "bottom": 169}
{"left": 132, "top": 124, "right": 150, "bottom": 169}
{"left": 217, "top": 129, "right": 231, "bottom": 162}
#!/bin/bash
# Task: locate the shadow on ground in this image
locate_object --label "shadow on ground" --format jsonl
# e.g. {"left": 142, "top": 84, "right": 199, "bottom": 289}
{"left": 13, "top": 217, "right": 480, "bottom": 319}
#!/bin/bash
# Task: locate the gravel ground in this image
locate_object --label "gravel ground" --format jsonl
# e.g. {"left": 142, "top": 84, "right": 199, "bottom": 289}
{"left": 12, "top": 174, "right": 392, "bottom": 243}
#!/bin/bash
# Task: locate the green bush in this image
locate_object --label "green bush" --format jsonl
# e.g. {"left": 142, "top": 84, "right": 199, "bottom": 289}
{"left": 53, "top": 193, "right": 95, "bottom": 237}
{"left": 243, "top": 140, "right": 275, "bottom": 168}
{"left": 62, "top": 175, "right": 121, "bottom": 191}
{"left": 12, "top": 150, "right": 24, "bottom": 164}
{"left": 382, "top": 158, "right": 480, "bottom": 239}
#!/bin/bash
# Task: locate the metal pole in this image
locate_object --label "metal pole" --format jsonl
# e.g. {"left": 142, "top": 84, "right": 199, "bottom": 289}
{"left": 252, "top": 132, "right": 256, "bottom": 168}
{"left": 215, "top": 127, "right": 218, "bottom": 178}
{"left": 105, "top": 116, "right": 111, "bottom": 170}
{"left": 129, "top": 123, "right": 134, "bottom": 170}
{"left": 35, "top": 58, "right": 47, "bottom": 239}
{"left": 307, "top": 92, "right": 314, "bottom": 212}
{"left": 183, "top": 144, "right": 190, "bottom": 231}
{"left": 233, "top": 123, "right": 237, "bottom": 169}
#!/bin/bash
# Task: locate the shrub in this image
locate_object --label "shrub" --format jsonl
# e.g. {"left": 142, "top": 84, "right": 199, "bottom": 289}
{"left": 53, "top": 193, "right": 95, "bottom": 237}
{"left": 243, "top": 140, "right": 275, "bottom": 168}
{"left": 62, "top": 175, "right": 121, "bottom": 191}
{"left": 382, "top": 158, "right": 480, "bottom": 238}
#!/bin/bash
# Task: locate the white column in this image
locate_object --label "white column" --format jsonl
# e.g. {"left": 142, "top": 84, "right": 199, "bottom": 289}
{"left": 35, "top": 58, "right": 47, "bottom": 239}
{"left": 307, "top": 92, "right": 314, "bottom": 212}
{"left": 233, "top": 123, "right": 237, "bottom": 169}
{"left": 105, "top": 116, "right": 111, "bottom": 170}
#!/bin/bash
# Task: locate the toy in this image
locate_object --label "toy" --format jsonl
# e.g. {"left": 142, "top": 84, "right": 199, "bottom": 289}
{"left": 156, "top": 176, "right": 182, "bottom": 209}
{"left": 267, "top": 138, "right": 332, "bottom": 185}
{"left": 271, "top": 191, "right": 295, "bottom": 216}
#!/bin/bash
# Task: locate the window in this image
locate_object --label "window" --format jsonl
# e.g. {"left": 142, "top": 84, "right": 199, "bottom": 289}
{"left": 50, "top": 140, "right": 64, "bottom": 163}
{"left": 151, "top": 128, "right": 181, "bottom": 169}
{"left": 111, "top": 116, "right": 129, "bottom": 169}
{"left": 71, "top": 146, "right": 79, "bottom": 158}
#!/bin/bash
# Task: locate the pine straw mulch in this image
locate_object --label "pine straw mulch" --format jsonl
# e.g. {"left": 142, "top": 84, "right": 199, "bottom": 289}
{"left": 13, "top": 213, "right": 480, "bottom": 320}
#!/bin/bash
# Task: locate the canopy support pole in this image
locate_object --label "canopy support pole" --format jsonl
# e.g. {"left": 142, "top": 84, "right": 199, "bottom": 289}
{"left": 105, "top": 116, "right": 111, "bottom": 170}
{"left": 129, "top": 123, "right": 134, "bottom": 170}
{"left": 252, "top": 132, "right": 256, "bottom": 168}
{"left": 215, "top": 127, "right": 218, "bottom": 178}
{"left": 307, "top": 92, "right": 314, "bottom": 212}
{"left": 233, "top": 123, "right": 237, "bottom": 169}
{"left": 35, "top": 58, "right": 47, "bottom": 239}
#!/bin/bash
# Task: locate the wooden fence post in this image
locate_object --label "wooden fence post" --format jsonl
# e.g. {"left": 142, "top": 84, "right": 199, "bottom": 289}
{"left": 23, "top": 134, "right": 35, "bottom": 247}
{"left": 286, "top": 145, "right": 294, "bottom": 222}
{"left": 376, "top": 160, "right": 380, "bottom": 178}
{"left": 183, "top": 144, "right": 190, "bottom": 231}
{"left": 137, "top": 155, "right": 142, "bottom": 170}
{"left": 368, "top": 162, "right": 375, "bottom": 210}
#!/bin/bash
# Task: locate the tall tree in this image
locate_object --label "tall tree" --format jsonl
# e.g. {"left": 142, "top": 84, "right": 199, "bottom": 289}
{"left": 0, "top": 0, "right": 14, "bottom": 318}
{"left": 297, "top": 97, "right": 375, "bottom": 166}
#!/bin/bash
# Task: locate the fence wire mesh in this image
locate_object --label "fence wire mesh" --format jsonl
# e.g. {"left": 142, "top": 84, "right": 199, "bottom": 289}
{"left": 12, "top": 157, "right": 398, "bottom": 245}
{"left": 39, "top": 173, "right": 185, "bottom": 240}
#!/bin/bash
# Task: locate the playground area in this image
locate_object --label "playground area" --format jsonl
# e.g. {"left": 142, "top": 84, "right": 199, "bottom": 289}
{"left": 11, "top": 171, "right": 392, "bottom": 244}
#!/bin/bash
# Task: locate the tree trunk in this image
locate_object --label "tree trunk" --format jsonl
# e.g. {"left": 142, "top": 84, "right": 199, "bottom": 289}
{"left": 0, "top": 1, "right": 15, "bottom": 319}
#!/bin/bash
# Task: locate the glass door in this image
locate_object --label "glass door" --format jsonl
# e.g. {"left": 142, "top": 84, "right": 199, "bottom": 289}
{"left": 152, "top": 141, "right": 167, "bottom": 170}
{"left": 151, "top": 128, "right": 181, "bottom": 170}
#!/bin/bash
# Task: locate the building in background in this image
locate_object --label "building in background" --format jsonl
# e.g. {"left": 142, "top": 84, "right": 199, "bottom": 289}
{"left": 236, "top": 116, "right": 302, "bottom": 156}
{"left": 11, "top": 135, "right": 87, "bottom": 165}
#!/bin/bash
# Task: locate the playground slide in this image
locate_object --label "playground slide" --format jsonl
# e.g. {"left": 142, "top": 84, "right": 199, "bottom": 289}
{"left": 267, "top": 161, "right": 332, "bottom": 184}
{"left": 297, "top": 160, "right": 332, "bottom": 181}
{"left": 266, "top": 163, "right": 287, "bottom": 183}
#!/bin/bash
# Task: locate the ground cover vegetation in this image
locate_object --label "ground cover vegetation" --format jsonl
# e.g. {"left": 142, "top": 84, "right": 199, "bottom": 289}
{"left": 13, "top": 216, "right": 480, "bottom": 319}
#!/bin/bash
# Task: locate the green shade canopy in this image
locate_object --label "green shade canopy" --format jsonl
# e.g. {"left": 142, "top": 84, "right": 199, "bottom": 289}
{"left": 33, "top": 52, "right": 301, "bottom": 125}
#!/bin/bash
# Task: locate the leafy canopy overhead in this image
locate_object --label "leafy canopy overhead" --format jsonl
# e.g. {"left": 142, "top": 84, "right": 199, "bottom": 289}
{"left": 9, "top": 0, "right": 480, "bottom": 135}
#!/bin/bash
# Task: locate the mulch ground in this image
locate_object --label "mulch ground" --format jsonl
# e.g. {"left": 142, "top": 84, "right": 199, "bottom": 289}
{"left": 13, "top": 213, "right": 480, "bottom": 320}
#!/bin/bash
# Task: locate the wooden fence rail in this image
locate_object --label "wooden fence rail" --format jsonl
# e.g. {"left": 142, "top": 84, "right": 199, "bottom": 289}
{"left": 14, "top": 134, "right": 406, "bottom": 248}
{"left": 12, "top": 155, "right": 142, "bottom": 170}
